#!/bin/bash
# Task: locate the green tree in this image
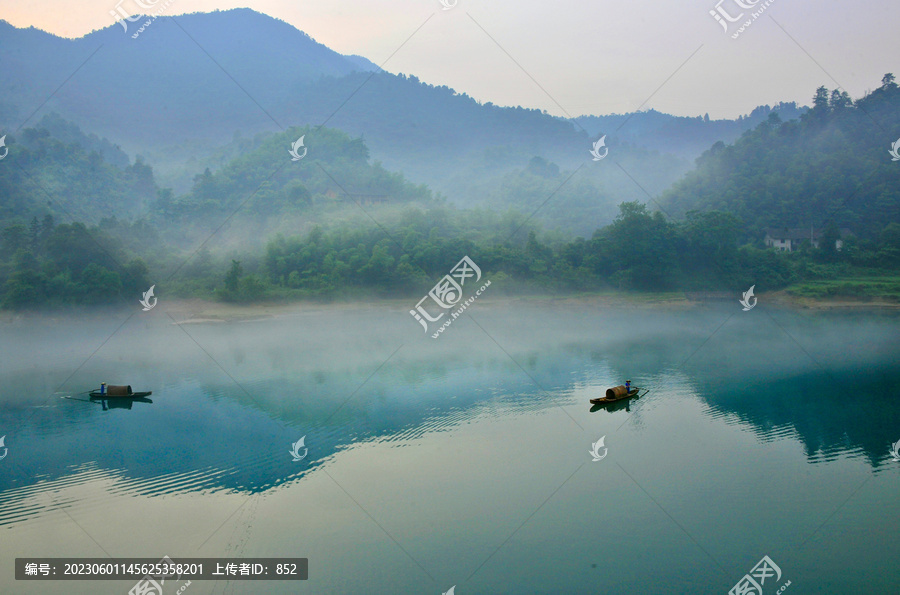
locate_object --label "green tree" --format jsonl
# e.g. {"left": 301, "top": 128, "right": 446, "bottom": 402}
{"left": 224, "top": 260, "right": 243, "bottom": 294}
{"left": 600, "top": 202, "right": 677, "bottom": 290}
{"left": 818, "top": 224, "right": 841, "bottom": 262}
{"left": 3, "top": 269, "right": 44, "bottom": 308}
{"left": 29, "top": 217, "right": 40, "bottom": 253}
{"left": 1, "top": 223, "right": 27, "bottom": 258}
{"left": 40, "top": 215, "right": 54, "bottom": 239}
{"left": 122, "top": 258, "right": 151, "bottom": 293}
{"left": 239, "top": 275, "right": 266, "bottom": 301}
{"left": 812, "top": 86, "right": 830, "bottom": 112}
{"left": 80, "top": 264, "right": 123, "bottom": 304}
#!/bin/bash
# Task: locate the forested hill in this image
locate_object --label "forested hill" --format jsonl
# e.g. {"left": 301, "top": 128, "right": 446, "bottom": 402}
{"left": 0, "top": 119, "right": 158, "bottom": 223}
{"left": 661, "top": 75, "right": 900, "bottom": 237}
{"left": 27, "top": 112, "right": 131, "bottom": 169}
{"left": 2, "top": 9, "right": 804, "bottom": 213}
{"left": 575, "top": 102, "right": 805, "bottom": 163}
{"left": 0, "top": 9, "right": 376, "bottom": 142}
{"left": 150, "top": 126, "right": 433, "bottom": 231}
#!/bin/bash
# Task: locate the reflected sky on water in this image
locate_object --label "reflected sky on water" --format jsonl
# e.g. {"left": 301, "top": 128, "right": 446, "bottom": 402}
{"left": 1, "top": 302, "right": 898, "bottom": 593}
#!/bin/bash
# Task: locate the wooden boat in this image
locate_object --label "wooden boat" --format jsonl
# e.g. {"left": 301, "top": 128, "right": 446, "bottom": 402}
{"left": 590, "top": 386, "right": 643, "bottom": 405}
{"left": 89, "top": 384, "right": 152, "bottom": 399}
{"left": 90, "top": 390, "right": 152, "bottom": 399}
{"left": 590, "top": 398, "right": 633, "bottom": 413}
{"left": 91, "top": 396, "right": 152, "bottom": 410}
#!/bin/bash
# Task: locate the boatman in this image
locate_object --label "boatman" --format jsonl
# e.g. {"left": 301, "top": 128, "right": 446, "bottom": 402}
{"left": 625, "top": 379, "right": 631, "bottom": 392}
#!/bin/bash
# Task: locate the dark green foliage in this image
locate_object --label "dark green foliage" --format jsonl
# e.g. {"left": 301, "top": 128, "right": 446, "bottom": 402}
{"left": 1, "top": 74, "right": 899, "bottom": 309}
{"left": 219, "top": 259, "right": 267, "bottom": 302}
{"left": 28, "top": 112, "right": 131, "bottom": 169}
{"left": 254, "top": 203, "right": 746, "bottom": 296}
{"left": 224, "top": 260, "right": 243, "bottom": 295}
{"left": 4, "top": 194, "right": 900, "bottom": 309}
{"left": 0, "top": 119, "right": 158, "bottom": 224}
{"left": 662, "top": 75, "right": 900, "bottom": 237}
{"left": 818, "top": 224, "right": 841, "bottom": 262}
{"left": 0, "top": 218, "right": 154, "bottom": 309}
{"left": 592, "top": 203, "right": 678, "bottom": 290}
{"left": 152, "top": 126, "right": 432, "bottom": 227}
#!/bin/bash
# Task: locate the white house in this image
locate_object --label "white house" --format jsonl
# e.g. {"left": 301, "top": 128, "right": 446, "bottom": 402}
{"left": 764, "top": 227, "right": 851, "bottom": 252}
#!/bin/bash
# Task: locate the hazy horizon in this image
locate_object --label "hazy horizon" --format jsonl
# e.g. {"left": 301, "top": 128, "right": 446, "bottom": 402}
{"left": 2, "top": 1, "right": 896, "bottom": 120}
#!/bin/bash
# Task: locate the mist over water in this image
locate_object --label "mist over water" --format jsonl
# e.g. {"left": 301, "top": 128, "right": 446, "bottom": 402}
{"left": 1, "top": 301, "right": 898, "bottom": 593}
{"left": 3, "top": 2, "right": 900, "bottom": 593}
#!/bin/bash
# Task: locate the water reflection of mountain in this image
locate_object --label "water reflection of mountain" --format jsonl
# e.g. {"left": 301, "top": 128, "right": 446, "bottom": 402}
{"left": 669, "top": 309, "right": 900, "bottom": 470}
{"left": 1, "top": 307, "right": 897, "bottom": 525}
{"left": 693, "top": 365, "right": 900, "bottom": 470}
{"left": 570, "top": 307, "right": 900, "bottom": 469}
{"left": 0, "top": 351, "right": 605, "bottom": 525}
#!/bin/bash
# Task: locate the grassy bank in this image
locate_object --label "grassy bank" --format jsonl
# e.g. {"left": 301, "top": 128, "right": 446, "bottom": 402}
{"left": 785, "top": 272, "right": 900, "bottom": 302}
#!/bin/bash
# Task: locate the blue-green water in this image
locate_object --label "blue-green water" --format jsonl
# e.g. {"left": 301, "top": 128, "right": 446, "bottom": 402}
{"left": 1, "top": 301, "right": 899, "bottom": 594}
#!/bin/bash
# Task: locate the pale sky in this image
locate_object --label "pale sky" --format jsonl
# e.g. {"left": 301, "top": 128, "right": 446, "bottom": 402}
{"left": 2, "top": 0, "right": 897, "bottom": 119}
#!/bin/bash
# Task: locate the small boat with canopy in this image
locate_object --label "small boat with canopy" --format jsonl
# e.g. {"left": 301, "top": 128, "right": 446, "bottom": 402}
{"left": 89, "top": 384, "right": 152, "bottom": 399}
{"left": 590, "top": 380, "right": 647, "bottom": 405}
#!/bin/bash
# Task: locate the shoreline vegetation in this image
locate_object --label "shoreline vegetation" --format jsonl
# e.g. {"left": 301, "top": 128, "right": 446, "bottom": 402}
{"left": 2, "top": 77, "right": 899, "bottom": 312}
{"left": 1, "top": 288, "right": 897, "bottom": 326}
{"left": 3, "top": 200, "right": 898, "bottom": 313}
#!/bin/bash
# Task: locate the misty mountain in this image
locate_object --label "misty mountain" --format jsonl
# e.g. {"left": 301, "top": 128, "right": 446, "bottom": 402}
{"left": 0, "top": 121, "right": 158, "bottom": 223}
{"left": 661, "top": 77, "right": 900, "bottom": 236}
{"left": 0, "top": 10, "right": 588, "bottom": 183}
{"left": 0, "top": 9, "right": 376, "bottom": 144}
{"left": 575, "top": 103, "right": 806, "bottom": 163}
{"left": 24, "top": 112, "right": 131, "bottom": 168}
{"left": 152, "top": 125, "right": 434, "bottom": 233}
{"left": 0, "top": 8, "right": 801, "bottom": 223}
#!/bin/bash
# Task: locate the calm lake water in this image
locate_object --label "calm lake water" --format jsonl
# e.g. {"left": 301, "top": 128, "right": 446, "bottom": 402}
{"left": 1, "top": 299, "right": 899, "bottom": 594}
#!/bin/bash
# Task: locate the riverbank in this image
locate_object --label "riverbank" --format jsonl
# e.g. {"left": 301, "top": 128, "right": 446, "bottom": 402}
{"left": 1, "top": 289, "right": 897, "bottom": 325}
{"left": 162, "top": 289, "right": 900, "bottom": 325}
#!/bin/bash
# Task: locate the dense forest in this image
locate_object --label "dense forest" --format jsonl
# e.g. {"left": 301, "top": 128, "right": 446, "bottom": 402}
{"left": 575, "top": 102, "right": 806, "bottom": 161}
{"left": 151, "top": 126, "right": 433, "bottom": 224}
{"left": 0, "top": 216, "right": 151, "bottom": 308}
{"left": 1, "top": 76, "right": 899, "bottom": 309}
{"left": 662, "top": 75, "right": 900, "bottom": 235}
{"left": 0, "top": 123, "right": 156, "bottom": 223}
{"left": 0, "top": 10, "right": 783, "bottom": 218}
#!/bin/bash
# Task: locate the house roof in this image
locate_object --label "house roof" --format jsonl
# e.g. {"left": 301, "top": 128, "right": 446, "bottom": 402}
{"left": 764, "top": 227, "right": 852, "bottom": 240}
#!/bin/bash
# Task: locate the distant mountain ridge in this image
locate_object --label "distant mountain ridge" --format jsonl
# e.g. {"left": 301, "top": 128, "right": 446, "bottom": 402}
{"left": 0, "top": 9, "right": 812, "bottom": 234}
{"left": 660, "top": 78, "right": 900, "bottom": 235}
{"left": 575, "top": 103, "right": 806, "bottom": 163}
{"left": 0, "top": 9, "right": 377, "bottom": 139}
{"left": 0, "top": 9, "right": 803, "bottom": 161}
